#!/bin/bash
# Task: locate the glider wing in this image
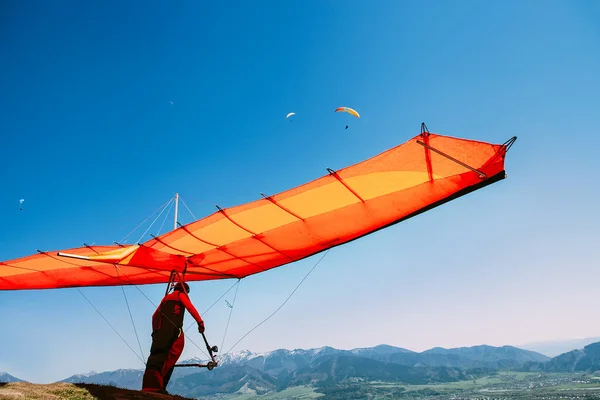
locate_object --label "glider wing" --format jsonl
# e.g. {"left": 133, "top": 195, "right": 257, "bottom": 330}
{"left": 0, "top": 130, "right": 515, "bottom": 290}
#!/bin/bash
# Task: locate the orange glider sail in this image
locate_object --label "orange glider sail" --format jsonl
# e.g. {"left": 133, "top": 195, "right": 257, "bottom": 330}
{"left": 0, "top": 127, "right": 516, "bottom": 290}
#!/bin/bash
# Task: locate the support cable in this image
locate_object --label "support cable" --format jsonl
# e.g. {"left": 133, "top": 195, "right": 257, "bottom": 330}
{"left": 136, "top": 198, "right": 174, "bottom": 244}
{"left": 220, "top": 279, "right": 241, "bottom": 354}
{"left": 75, "top": 287, "right": 146, "bottom": 365}
{"left": 183, "top": 279, "right": 241, "bottom": 333}
{"left": 119, "top": 197, "right": 173, "bottom": 244}
{"left": 179, "top": 196, "right": 198, "bottom": 222}
{"left": 116, "top": 267, "right": 145, "bottom": 362}
{"left": 156, "top": 200, "right": 175, "bottom": 237}
{"left": 220, "top": 249, "right": 330, "bottom": 359}
{"left": 41, "top": 251, "right": 146, "bottom": 366}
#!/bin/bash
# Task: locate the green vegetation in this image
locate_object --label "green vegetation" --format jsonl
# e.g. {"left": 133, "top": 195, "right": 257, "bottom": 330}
{"left": 3, "top": 373, "right": 600, "bottom": 399}
{"left": 209, "top": 372, "right": 600, "bottom": 400}
{"left": 49, "top": 385, "right": 96, "bottom": 399}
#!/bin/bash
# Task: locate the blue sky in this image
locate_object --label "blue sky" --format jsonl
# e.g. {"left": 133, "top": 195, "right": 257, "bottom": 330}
{"left": 1, "top": 0, "right": 600, "bottom": 383}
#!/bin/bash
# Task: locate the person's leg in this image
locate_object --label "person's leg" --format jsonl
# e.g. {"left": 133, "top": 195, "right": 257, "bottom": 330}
{"left": 161, "top": 333, "right": 185, "bottom": 391}
{"left": 142, "top": 330, "right": 173, "bottom": 392}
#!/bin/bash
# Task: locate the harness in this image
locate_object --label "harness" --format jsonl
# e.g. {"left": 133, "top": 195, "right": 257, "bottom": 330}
{"left": 152, "top": 292, "right": 185, "bottom": 336}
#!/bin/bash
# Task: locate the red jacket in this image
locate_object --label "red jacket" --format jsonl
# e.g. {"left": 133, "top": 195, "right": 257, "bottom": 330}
{"left": 152, "top": 290, "right": 204, "bottom": 332}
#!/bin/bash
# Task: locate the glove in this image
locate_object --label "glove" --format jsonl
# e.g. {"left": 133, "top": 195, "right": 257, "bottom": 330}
{"left": 198, "top": 321, "right": 205, "bottom": 334}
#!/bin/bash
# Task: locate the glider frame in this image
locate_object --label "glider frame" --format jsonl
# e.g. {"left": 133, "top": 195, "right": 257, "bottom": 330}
{"left": 174, "top": 332, "right": 219, "bottom": 370}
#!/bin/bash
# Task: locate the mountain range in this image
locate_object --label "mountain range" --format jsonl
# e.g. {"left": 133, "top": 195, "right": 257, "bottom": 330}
{"left": 3, "top": 342, "right": 599, "bottom": 398}
{"left": 59, "top": 343, "right": 552, "bottom": 396}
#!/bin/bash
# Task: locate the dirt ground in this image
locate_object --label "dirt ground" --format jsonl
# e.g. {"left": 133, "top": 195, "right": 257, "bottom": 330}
{"left": 0, "top": 382, "right": 193, "bottom": 400}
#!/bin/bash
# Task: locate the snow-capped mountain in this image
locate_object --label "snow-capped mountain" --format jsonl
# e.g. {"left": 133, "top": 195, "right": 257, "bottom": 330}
{"left": 66, "top": 370, "right": 99, "bottom": 379}
{"left": 173, "top": 344, "right": 415, "bottom": 375}
{"left": 57, "top": 343, "right": 554, "bottom": 398}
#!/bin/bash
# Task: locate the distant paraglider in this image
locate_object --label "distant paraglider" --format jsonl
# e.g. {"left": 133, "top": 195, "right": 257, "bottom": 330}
{"left": 335, "top": 107, "right": 360, "bottom": 129}
{"left": 335, "top": 107, "right": 360, "bottom": 118}
{"left": 283, "top": 107, "right": 361, "bottom": 129}
{"left": 19, "top": 199, "right": 24, "bottom": 211}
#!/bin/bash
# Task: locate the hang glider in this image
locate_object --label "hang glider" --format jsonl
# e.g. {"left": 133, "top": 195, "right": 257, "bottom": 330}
{"left": 0, "top": 124, "right": 516, "bottom": 290}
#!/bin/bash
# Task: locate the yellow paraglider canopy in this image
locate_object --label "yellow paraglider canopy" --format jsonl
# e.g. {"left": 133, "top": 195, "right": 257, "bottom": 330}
{"left": 335, "top": 107, "right": 360, "bottom": 118}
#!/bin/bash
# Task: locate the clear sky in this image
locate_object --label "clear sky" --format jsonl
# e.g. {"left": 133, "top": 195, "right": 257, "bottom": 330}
{"left": 1, "top": 0, "right": 600, "bottom": 384}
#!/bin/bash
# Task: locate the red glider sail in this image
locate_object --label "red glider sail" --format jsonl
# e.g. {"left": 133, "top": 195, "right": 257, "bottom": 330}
{"left": 0, "top": 130, "right": 516, "bottom": 290}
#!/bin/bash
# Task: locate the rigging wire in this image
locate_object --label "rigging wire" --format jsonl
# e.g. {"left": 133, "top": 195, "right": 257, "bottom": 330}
{"left": 219, "top": 249, "right": 330, "bottom": 360}
{"left": 156, "top": 200, "right": 175, "bottom": 236}
{"left": 176, "top": 194, "right": 216, "bottom": 217}
{"left": 220, "top": 279, "right": 241, "bottom": 354}
{"left": 137, "top": 198, "right": 174, "bottom": 243}
{"left": 183, "top": 279, "right": 240, "bottom": 334}
{"left": 119, "top": 197, "right": 173, "bottom": 244}
{"left": 33, "top": 251, "right": 148, "bottom": 367}
{"left": 75, "top": 287, "right": 146, "bottom": 365}
{"left": 178, "top": 196, "right": 198, "bottom": 221}
{"left": 116, "top": 266, "right": 146, "bottom": 362}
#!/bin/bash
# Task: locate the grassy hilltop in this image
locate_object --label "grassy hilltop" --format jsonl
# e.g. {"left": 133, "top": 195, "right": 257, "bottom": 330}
{"left": 0, "top": 382, "right": 193, "bottom": 400}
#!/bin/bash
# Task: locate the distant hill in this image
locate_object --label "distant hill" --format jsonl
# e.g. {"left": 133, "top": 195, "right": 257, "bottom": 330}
{"left": 521, "top": 341, "right": 600, "bottom": 372}
{"left": 62, "top": 369, "right": 143, "bottom": 391}
{"left": 284, "top": 355, "right": 482, "bottom": 387}
{"left": 418, "top": 345, "right": 549, "bottom": 368}
{"left": 519, "top": 337, "right": 600, "bottom": 357}
{"left": 0, "top": 372, "right": 25, "bottom": 383}
{"left": 61, "top": 343, "right": 547, "bottom": 397}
